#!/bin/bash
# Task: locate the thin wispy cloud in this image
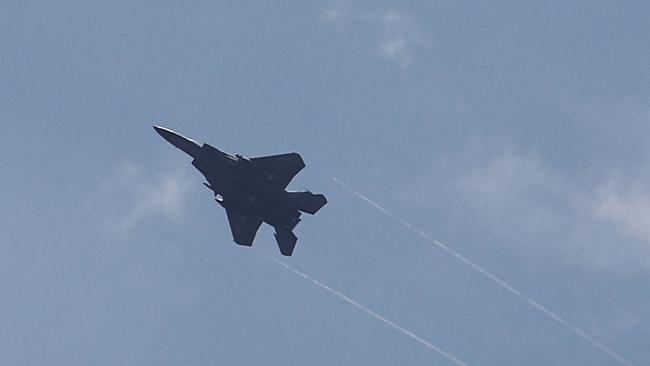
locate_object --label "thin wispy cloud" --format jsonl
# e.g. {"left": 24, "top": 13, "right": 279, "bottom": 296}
{"left": 459, "top": 149, "right": 555, "bottom": 212}
{"left": 321, "top": 1, "right": 429, "bottom": 68}
{"left": 396, "top": 142, "right": 650, "bottom": 275}
{"left": 456, "top": 148, "right": 650, "bottom": 274}
{"left": 377, "top": 11, "right": 425, "bottom": 68}
{"left": 595, "top": 179, "right": 650, "bottom": 244}
{"left": 98, "top": 160, "right": 194, "bottom": 237}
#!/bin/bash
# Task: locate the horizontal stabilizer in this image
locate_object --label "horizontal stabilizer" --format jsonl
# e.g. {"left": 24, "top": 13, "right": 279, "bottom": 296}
{"left": 274, "top": 227, "right": 297, "bottom": 256}
{"left": 287, "top": 191, "right": 327, "bottom": 215}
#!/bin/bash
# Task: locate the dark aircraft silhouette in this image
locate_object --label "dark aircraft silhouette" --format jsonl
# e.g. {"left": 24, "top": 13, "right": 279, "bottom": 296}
{"left": 154, "top": 125, "right": 327, "bottom": 256}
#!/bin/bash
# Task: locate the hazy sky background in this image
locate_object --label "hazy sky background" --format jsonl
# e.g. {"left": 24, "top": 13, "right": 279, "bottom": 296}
{"left": 2, "top": 1, "right": 649, "bottom": 365}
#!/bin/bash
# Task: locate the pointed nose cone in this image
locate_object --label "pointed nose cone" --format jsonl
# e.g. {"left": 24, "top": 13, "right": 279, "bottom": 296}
{"left": 153, "top": 125, "right": 201, "bottom": 157}
{"left": 153, "top": 125, "right": 179, "bottom": 143}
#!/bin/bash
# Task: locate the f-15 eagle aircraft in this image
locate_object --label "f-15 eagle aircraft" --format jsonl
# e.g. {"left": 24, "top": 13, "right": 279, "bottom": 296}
{"left": 154, "top": 125, "right": 327, "bottom": 256}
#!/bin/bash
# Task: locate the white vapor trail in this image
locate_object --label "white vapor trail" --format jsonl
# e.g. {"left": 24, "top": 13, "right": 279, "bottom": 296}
{"left": 261, "top": 253, "right": 469, "bottom": 366}
{"left": 332, "top": 178, "right": 633, "bottom": 366}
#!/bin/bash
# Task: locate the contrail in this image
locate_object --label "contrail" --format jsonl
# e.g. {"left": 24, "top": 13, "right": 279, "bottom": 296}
{"left": 260, "top": 252, "right": 470, "bottom": 366}
{"left": 332, "top": 177, "right": 633, "bottom": 366}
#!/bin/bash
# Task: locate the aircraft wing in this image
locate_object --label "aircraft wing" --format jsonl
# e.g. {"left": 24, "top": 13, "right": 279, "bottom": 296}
{"left": 225, "top": 208, "right": 263, "bottom": 246}
{"left": 250, "top": 152, "right": 305, "bottom": 189}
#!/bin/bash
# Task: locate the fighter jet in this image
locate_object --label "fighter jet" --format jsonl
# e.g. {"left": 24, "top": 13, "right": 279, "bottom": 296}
{"left": 153, "top": 125, "right": 327, "bottom": 256}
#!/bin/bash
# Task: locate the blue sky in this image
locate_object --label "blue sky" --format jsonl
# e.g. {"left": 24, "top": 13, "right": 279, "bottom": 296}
{"left": 2, "top": 1, "right": 649, "bottom": 365}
